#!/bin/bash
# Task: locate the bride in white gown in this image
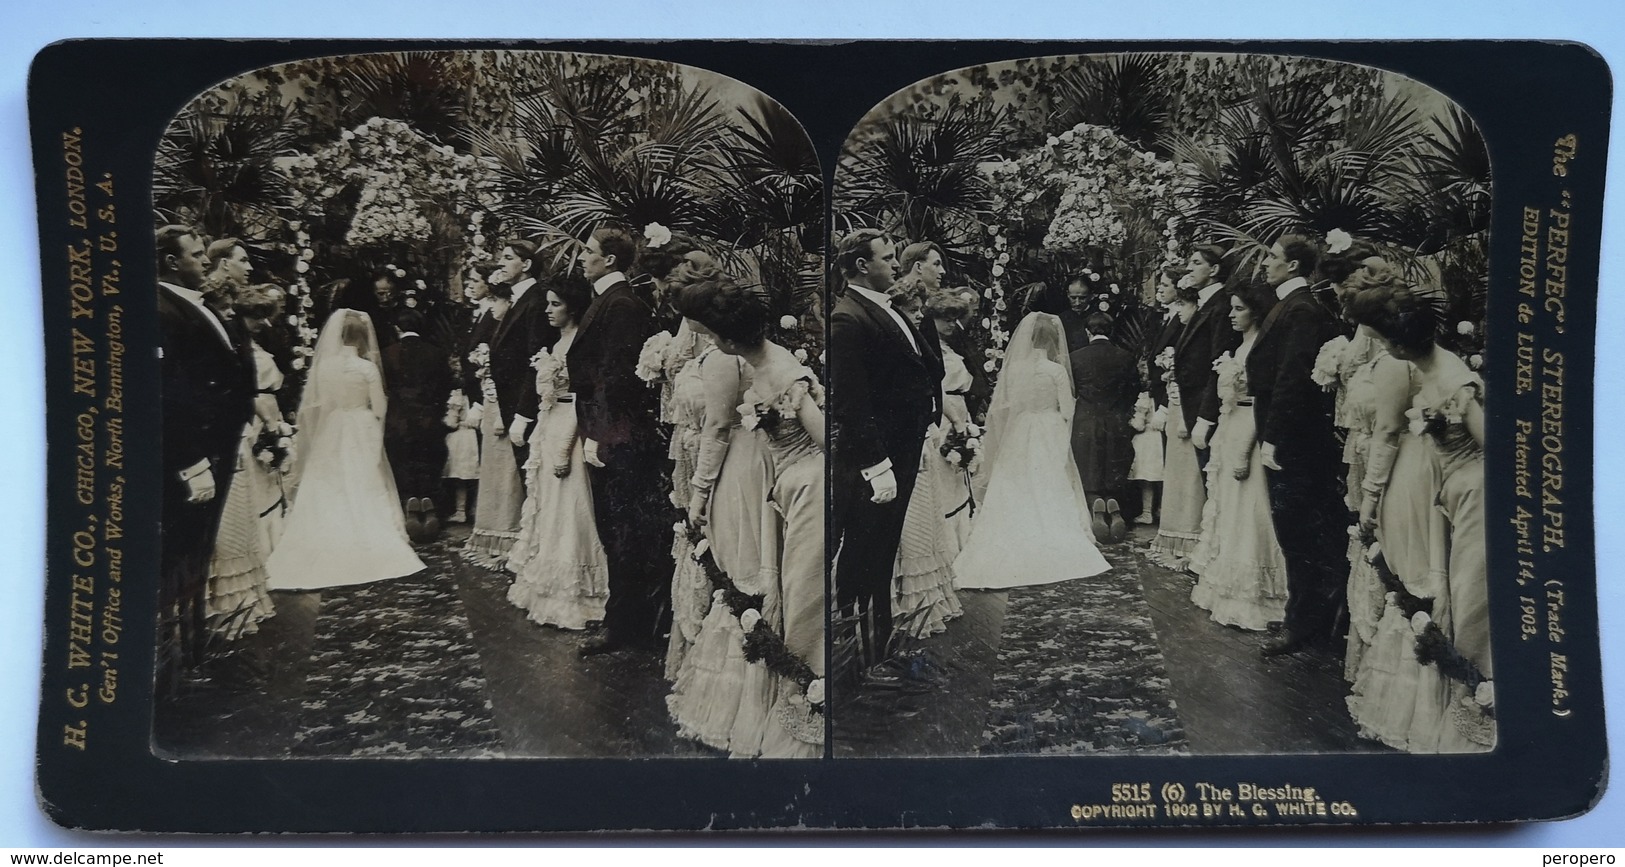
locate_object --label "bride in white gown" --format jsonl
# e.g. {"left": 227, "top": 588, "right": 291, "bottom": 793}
{"left": 266, "top": 309, "right": 425, "bottom": 590}
{"left": 953, "top": 312, "right": 1110, "bottom": 589}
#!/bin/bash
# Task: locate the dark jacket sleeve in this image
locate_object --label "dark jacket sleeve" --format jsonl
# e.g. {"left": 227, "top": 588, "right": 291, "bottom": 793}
{"left": 1198, "top": 311, "right": 1242, "bottom": 425}
{"left": 828, "top": 305, "right": 889, "bottom": 471}
{"left": 1259, "top": 299, "right": 1338, "bottom": 449}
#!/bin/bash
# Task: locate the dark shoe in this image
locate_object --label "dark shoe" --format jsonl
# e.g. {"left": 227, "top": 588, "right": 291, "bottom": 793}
{"left": 1260, "top": 631, "right": 1311, "bottom": 658}
{"left": 1091, "top": 498, "right": 1109, "bottom": 540}
{"left": 578, "top": 635, "right": 631, "bottom": 657}
{"left": 420, "top": 499, "right": 440, "bottom": 536}
{"left": 1106, "top": 498, "right": 1127, "bottom": 543}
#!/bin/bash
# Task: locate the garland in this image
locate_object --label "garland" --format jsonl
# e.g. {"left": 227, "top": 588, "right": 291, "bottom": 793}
{"left": 676, "top": 515, "right": 824, "bottom": 713}
{"left": 1414, "top": 619, "right": 1492, "bottom": 702}
{"left": 1355, "top": 526, "right": 1493, "bottom": 715}
{"left": 1354, "top": 525, "right": 1433, "bottom": 620}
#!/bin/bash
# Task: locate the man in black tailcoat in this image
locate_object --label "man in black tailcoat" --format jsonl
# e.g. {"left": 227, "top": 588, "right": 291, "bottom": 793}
{"left": 156, "top": 225, "right": 255, "bottom": 672}
{"left": 570, "top": 226, "right": 667, "bottom": 655}
{"left": 829, "top": 229, "right": 943, "bottom": 667}
{"left": 487, "top": 239, "right": 559, "bottom": 491}
{"left": 382, "top": 307, "right": 454, "bottom": 539}
{"left": 1069, "top": 312, "right": 1139, "bottom": 525}
{"left": 1247, "top": 234, "right": 1348, "bottom": 657}
{"left": 1172, "top": 246, "right": 1242, "bottom": 476}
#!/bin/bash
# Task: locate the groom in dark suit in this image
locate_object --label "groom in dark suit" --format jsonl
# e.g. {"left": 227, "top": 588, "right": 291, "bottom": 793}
{"left": 571, "top": 226, "right": 667, "bottom": 655}
{"left": 1248, "top": 234, "right": 1348, "bottom": 657}
{"left": 156, "top": 225, "right": 256, "bottom": 672}
{"left": 830, "top": 229, "right": 943, "bottom": 668}
{"left": 488, "top": 239, "right": 560, "bottom": 494}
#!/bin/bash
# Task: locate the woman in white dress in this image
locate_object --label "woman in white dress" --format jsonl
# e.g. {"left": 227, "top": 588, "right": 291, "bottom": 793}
{"left": 505, "top": 280, "right": 609, "bottom": 629}
{"left": 266, "top": 309, "right": 425, "bottom": 590}
{"left": 953, "top": 313, "right": 1109, "bottom": 589}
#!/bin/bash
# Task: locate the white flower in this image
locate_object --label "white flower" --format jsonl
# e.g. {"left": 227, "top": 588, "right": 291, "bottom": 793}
{"left": 300, "top": 248, "right": 316, "bottom": 261}
{"left": 805, "top": 679, "right": 825, "bottom": 705}
{"left": 965, "top": 423, "right": 981, "bottom": 437}
{"left": 960, "top": 291, "right": 977, "bottom": 305}
{"left": 964, "top": 437, "right": 981, "bottom": 450}
{"left": 1046, "top": 136, "right": 1060, "bottom": 147}
{"left": 739, "top": 407, "right": 761, "bottom": 431}
{"left": 287, "top": 315, "right": 300, "bottom": 326}
{"left": 946, "top": 450, "right": 963, "bottom": 465}
{"left": 415, "top": 279, "right": 426, "bottom": 290}
{"left": 295, "top": 260, "right": 310, "bottom": 274}
{"left": 793, "top": 348, "right": 808, "bottom": 363}
{"left": 1469, "top": 354, "right": 1484, "bottom": 369}
{"left": 992, "top": 264, "right": 1005, "bottom": 277}
{"left": 780, "top": 314, "right": 798, "bottom": 330}
{"left": 692, "top": 538, "right": 711, "bottom": 561}
{"left": 472, "top": 234, "right": 486, "bottom": 247}
{"left": 1457, "top": 321, "right": 1475, "bottom": 336}
{"left": 276, "top": 437, "right": 292, "bottom": 449}
{"left": 278, "top": 422, "right": 293, "bottom": 435}
{"left": 1474, "top": 680, "right": 1495, "bottom": 708}
{"left": 1097, "top": 301, "right": 1110, "bottom": 312}
{"left": 471, "top": 211, "right": 484, "bottom": 224}
{"left": 1325, "top": 228, "right": 1353, "bottom": 255}
{"left": 643, "top": 222, "right": 672, "bottom": 249}
{"left": 1088, "top": 272, "right": 1100, "bottom": 282}
{"left": 1363, "top": 541, "right": 1383, "bottom": 565}
{"left": 291, "top": 357, "right": 306, "bottom": 371}
{"left": 1110, "top": 283, "right": 1120, "bottom": 294}
{"left": 980, "top": 317, "right": 992, "bottom": 329}
{"left": 740, "top": 609, "right": 762, "bottom": 631}
{"left": 393, "top": 267, "right": 407, "bottom": 279}
{"left": 984, "top": 360, "right": 997, "bottom": 373}
{"left": 256, "top": 450, "right": 275, "bottom": 465}
{"left": 1410, "top": 611, "right": 1433, "bottom": 635}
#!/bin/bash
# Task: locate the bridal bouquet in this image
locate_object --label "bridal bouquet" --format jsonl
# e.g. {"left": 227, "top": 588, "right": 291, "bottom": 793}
{"left": 468, "top": 343, "right": 491, "bottom": 383}
{"left": 1154, "top": 346, "right": 1176, "bottom": 383}
{"left": 531, "top": 347, "right": 568, "bottom": 409}
{"left": 253, "top": 421, "right": 296, "bottom": 472}
{"left": 1312, "top": 335, "right": 1351, "bottom": 389}
{"left": 939, "top": 422, "right": 984, "bottom": 473}
{"left": 636, "top": 331, "right": 673, "bottom": 384}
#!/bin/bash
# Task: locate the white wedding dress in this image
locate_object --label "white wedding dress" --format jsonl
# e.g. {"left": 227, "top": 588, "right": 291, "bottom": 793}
{"left": 266, "top": 310, "right": 425, "bottom": 590}
{"left": 954, "top": 313, "right": 1110, "bottom": 589}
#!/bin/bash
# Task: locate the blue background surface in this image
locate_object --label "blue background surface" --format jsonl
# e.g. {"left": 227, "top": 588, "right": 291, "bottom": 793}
{"left": 1, "top": 0, "right": 1617, "bottom": 846}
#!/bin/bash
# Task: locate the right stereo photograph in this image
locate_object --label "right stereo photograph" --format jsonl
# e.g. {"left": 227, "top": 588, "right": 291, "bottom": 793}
{"left": 826, "top": 51, "right": 1492, "bottom": 760}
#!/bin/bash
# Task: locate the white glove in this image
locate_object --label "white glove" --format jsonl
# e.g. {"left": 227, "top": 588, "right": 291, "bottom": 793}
{"left": 583, "top": 439, "right": 604, "bottom": 468}
{"left": 183, "top": 466, "right": 215, "bottom": 503}
{"left": 508, "top": 416, "right": 530, "bottom": 446}
{"left": 869, "top": 467, "right": 898, "bottom": 504}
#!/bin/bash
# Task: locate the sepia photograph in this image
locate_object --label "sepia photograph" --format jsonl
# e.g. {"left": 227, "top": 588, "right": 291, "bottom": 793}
{"left": 829, "top": 52, "right": 1494, "bottom": 759}
{"left": 149, "top": 49, "right": 827, "bottom": 760}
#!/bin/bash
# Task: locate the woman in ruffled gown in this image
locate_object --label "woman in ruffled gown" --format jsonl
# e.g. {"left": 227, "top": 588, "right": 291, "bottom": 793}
{"left": 953, "top": 313, "right": 1110, "bottom": 590}
{"left": 675, "top": 275, "right": 824, "bottom": 759}
{"left": 205, "top": 285, "right": 286, "bottom": 638}
{"left": 505, "top": 281, "right": 609, "bottom": 630}
{"left": 266, "top": 309, "right": 424, "bottom": 590}
{"left": 665, "top": 270, "right": 780, "bottom": 758}
{"left": 1312, "top": 240, "right": 1388, "bottom": 679}
{"left": 887, "top": 285, "right": 962, "bottom": 639}
{"left": 1348, "top": 276, "right": 1492, "bottom": 752}
{"left": 462, "top": 283, "right": 525, "bottom": 567}
{"left": 1187, "top": 285, "right": 1288, "bottom": 630}
{"left": 924, "top": 289, "right": 978, "bottom": 552}
{"left": 1146, "top": 278, "right": 1204, "bottom": 567}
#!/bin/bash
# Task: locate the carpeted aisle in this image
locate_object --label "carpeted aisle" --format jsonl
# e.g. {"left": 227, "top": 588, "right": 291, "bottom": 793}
{"left": 291, "top": 542, "right": 505, "bottom": 758}
{"left": 979, "top": 545, "right": 1187, "bottom": 755}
